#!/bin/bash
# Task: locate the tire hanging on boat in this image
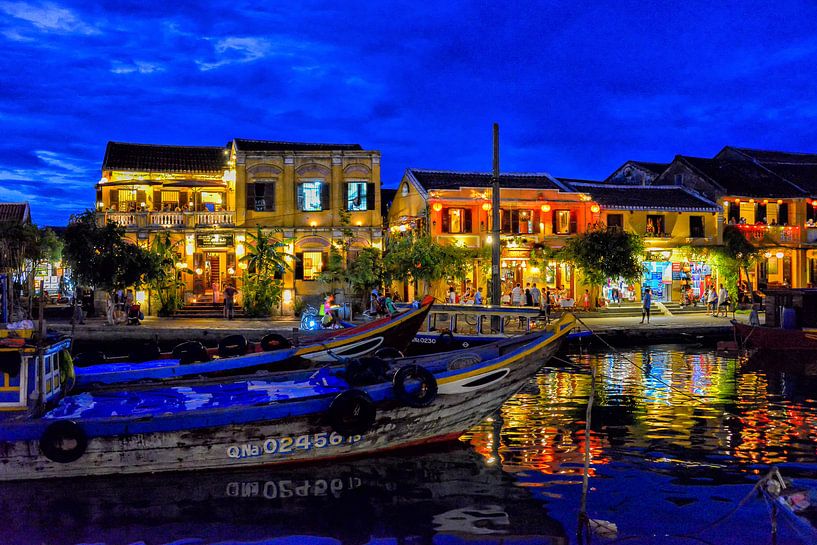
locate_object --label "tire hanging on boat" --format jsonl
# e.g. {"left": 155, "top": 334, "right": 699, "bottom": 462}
{"left": 218, "top": 334, "right": 248, "bottom": 358}
{"left": 40, "top": 420, "right": 87, "bottom": 463}
{"left": 172, "top": 341, "right": 210, "bottom": 365}
{"left": 327, "top": 389, "right": 376, "bottom": 436}
{"left": 438, "top": 330, "right": 454, "bottom": 348}
{"left": 392, "top": 364, "right": 438, "bottom": 408}
{"left": 260, "top": 333, "right": 292, "bottom": 351}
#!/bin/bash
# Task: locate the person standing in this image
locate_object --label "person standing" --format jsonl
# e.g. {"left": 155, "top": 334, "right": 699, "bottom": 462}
{"left": 706, "top": 285, "right": 718, "bottom": 315}
{"left": 511, "top": 283, "right": 523, "bottom": 306}
{"left": 716, "top": 283, "right": 729, "bottom": 317}
{"left": 474, "top": 287, "right": 484, "bottom": 305}
{"left": 447, "top": 286, "right": 457, "bottom": 304}
{"left": 530, "top": 283, "right": 541, "bottom": 308}
{"left": 640, "top": 287, "right": 652, "bottom": 324}
{"left": 582, "top": 289, "right": 590, "bottom": 311}
{"left": 223, "top": 283, "right": 238, "bottom": 320}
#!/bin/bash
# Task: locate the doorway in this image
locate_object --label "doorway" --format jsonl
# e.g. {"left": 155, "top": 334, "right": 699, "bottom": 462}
{"left": 204, "top": 252, "right": 221, "bottom": 302}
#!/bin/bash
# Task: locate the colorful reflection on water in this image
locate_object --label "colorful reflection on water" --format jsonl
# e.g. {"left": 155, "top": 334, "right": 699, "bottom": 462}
{"left": 464, "top": 345, "right": 817, "bottom": 544}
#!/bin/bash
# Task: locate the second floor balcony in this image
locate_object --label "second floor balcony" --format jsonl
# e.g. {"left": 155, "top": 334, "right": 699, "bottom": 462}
{"left": 99, "top": 210, "right": 235, "bottom": 229}
{"left": 734, "top": 224, "right": 801, "bottom": 244}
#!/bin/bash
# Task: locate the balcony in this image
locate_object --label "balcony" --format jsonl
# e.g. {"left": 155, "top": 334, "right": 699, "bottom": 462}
{"left": 734, "top": 224, "right": 801, "bottom": 244}
{"left": 99, "top": 211, "right": 235, "bottom": 229}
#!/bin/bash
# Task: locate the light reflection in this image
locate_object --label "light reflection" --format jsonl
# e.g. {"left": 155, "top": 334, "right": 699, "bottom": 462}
{"left": 464, "top": 347, "right": 817, "bottom": 474}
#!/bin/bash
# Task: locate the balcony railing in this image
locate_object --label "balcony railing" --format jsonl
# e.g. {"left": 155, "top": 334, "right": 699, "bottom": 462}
{"left": 735, "top": 224, "right": 800, "bottom": 244}
{"left": 99, "top": 211, "right": 235, "bottom": 229}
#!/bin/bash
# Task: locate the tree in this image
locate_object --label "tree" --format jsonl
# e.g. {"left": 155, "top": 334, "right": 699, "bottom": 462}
{"left": 384, "top": 234, "right": 474, "bottom": 300}
{"left": 239, "top": 226, "right": 293, "bottom": 317}
{"left": 559, "top": 226, "right": 645, "bottom": 306}
{"left": 63, "top": 210, "right": 161, "bottom": 323}
{"left": 147, "top": 232, "right": 187, "bottom": 317}
{"left": 707, "top": 225, "right": 763, "bottom": 302}
{"left": 347, "top": 247, "right": 383, "bottom": 308}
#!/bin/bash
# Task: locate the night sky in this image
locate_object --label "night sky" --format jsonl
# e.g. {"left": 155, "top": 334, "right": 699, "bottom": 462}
{"left": 2, "top": 1, "right": 817, "bottom": 226}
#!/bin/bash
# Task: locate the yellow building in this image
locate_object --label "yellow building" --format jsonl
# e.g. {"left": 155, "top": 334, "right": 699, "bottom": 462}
{"left": 95, "top": 139, "right": 381, "bottom": 314}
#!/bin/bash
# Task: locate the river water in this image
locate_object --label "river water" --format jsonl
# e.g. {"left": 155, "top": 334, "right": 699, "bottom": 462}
{"left": 2, "top": 345, "right": 816, "bottom": 545}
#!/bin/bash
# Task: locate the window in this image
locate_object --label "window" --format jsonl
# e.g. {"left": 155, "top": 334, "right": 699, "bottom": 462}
{"left": 674, "top": 174, "right": 684, "bottom": 186}
{"left": 606, "top": 213, "right": 623, "bottom": 231}
{"left": 301, "top": 251, "right": 323, "bottom": 280}
{"left": 297, "top": 181, "right": 327, "bottom": 212}
{"left": 500, "top": 209, "right": 535, "bottom": 234}
{"left": 247, "top": 181, "right": 276, "bottom": 212}
{"left": 346, "top": 182, "right": 375, "bottom": 211}
{"left": 808, "top": 201, "right": 817, "bottom": 223}
{"left": 646, "top": 214, "right": 665, "bottom": 236}
{"left": 553, "top": 210, "right": 574, "bottom": 234}
{"left": 401, "top": 182, "right": 409, "bottom": 196}
{"left": 442, "top": 208, "right": 472, "bottom": 233}
{"left": 689, "top": 216, "right": 705, "bottom": 238}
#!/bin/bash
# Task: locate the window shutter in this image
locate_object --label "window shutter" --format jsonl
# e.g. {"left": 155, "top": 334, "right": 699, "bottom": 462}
{"left": 321, "top": 182, "right": 330, "bottom": 211}
{"left": 180, "top": 191, "right": 188, "bottom": 208}
{"left": 294, "top": 252, "right": 304, "bottom": 280}
{"left": 569, "top": 211, "right": 577, "bottom": 234}
{"left": 501, "top": 209, "right": 511, "bottom": 233}
{"left": 296, "top": 183, "right": 302, "bottom": 211}
{"left": 343, "top": 183, "right": 350, "bottom": 210}
{"left": 267, "top": 182, "right": 276, "bottom": 211}
{"left": 441, "top": 209, "right": 450, "bottom": 233}
{"left": 110, "top": 190, "right": 119, "bottom": 206}
{"left": 321, "top": 252, "right": 328, "bottom": 273}
{"left": 366, "top": 182, "right": 376, "bottom": 210}
{"left": 136, "top": 190, "right": 146, "bottom": 206}
{"left": 552, "top": 211, "right": 557, "bottom": 233}
{"left": 464, "top": 209, "right": 472, "bottom": 233}
{"left": 246, "top": 183, "right": 256, "bottom": 211}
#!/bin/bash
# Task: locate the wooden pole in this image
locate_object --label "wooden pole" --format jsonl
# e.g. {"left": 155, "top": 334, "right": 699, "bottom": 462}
{"left": 491, "top": 123, "right": 501, "bottom": 306}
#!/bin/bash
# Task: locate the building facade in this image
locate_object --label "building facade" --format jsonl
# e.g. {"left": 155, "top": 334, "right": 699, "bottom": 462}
{"left": 95, "top": 139, "right": 381, "bottom": 314}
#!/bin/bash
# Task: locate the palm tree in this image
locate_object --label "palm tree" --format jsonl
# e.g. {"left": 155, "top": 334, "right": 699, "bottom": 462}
{"left": 240, "top": 226, "right": 293, "bottom": 276}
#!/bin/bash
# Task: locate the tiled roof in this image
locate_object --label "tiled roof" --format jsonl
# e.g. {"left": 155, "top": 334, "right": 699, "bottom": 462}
{"left": 679, "top": 156, "right": 805, "bottom": 198}
{"left": 630, "top": 161, "right": 669, "bottom": 175}
{"left": 0, "top": 203, "right": 30, "bottom": 224}
{"left": 556, "top": 178, "right": 600, "bottom": 190}
{"left": 233, "top": 139, "right": 363, "bottom": 152}
{"left": 728, "top": 148, "right": 817, "bottom": 194}
{"left": 409, "top": 169, "right": 571, "bottom": 192}
{"left": 570, "top": 183, "right": 719, "bottom": 211}
{"left": 103, "top": 142, "right": 228, "bottom": 173}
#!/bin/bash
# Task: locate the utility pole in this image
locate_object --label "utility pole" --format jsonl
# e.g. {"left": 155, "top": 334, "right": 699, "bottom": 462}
{"left": 491, "top": 123, "right": 501, "bottom": 306}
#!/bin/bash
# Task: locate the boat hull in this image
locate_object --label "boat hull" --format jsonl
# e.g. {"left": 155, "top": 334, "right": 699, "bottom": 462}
{"left": 733, "top": 321, "right": 817, "bottom": 352}
{"left": 0, "top": 316, "right": 573, "bottom": 480}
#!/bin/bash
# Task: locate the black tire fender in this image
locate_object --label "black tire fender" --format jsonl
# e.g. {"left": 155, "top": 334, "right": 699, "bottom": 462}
{"left": 438, "top": 330, "right": 454, "bottom": 346}
{"left": 260, "top": 333, "right": 292, "bottom": 351}
{"left": 392, "top": 364, "right": 438, "bottom": 408}
{"left": 72, "top": 351, "right": 107, "bottom": 367}
{"left": 172, "top": 341, "right": 210, "bottom": 365}
{"left": 327, "top": 389, "right": 376, "bottom": 437}
{"left": 218, "top": 334, "right": 248, "bottom": 358}
{"left": 40, "top": 420, "right": 87, "bottom": 463}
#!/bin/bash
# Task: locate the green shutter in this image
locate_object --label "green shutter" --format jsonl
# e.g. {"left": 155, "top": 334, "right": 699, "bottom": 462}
{"left": 294, "top": 252, "right": 304, "bottom": 280}
{"left": 367, "top": 182, "right": 376, "bottom": 210}
{"left": 321, "top": 182, "right": 331, "bottom": 211}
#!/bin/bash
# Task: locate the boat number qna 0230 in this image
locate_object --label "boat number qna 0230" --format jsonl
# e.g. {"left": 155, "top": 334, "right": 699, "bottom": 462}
{"left": 227, "top": 432, "right": 364, "bottom": 459}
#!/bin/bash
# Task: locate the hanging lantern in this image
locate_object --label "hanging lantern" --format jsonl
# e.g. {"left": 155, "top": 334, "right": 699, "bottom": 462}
{"left": 432, "top": 202, "right": 443, "bottom": 212}
{"left": 540, "top": 204, "right": 551, "bottom": 212}
{"left": 749, "top": 199, "right": 755, "bottom": 204}
{"left": 735, "top": 198, "right": 741, "bottom": 204}
{"left": 482, "top": 202, "right": 491, "bottom": 211}
{"left": 776, "top": 252, "right": 785, "bottom": 259}
{"left": 590, "top": 204, "right": 600, "bottom": 214}
{"left": 777, "top": 199, "right": 784, "bottom": 205}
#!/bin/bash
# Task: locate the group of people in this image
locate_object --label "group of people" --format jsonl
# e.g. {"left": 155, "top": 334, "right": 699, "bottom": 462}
{"left": 704, "top": 283, "right": 731, "bottom": 317}
{"left": 447, "top": 286, "right": 484, "bottom": 305}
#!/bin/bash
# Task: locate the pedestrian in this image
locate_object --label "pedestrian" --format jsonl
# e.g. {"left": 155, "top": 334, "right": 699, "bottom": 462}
{"left": 447, "top": 286, "right": 457, "bottom": 304}
{"left": 530, "top": 283, "right": 541, "bottom": 308}
{"left": 582, "top": 289, "right": 590, "bottom": 311}
{"left": 511, "top": 283, "right": 523, "bottom": 306}
{"left": 706, "top": 285, "right": 718, "bottom": 315}
{"left": 640, "top": 287, "right": 652, "bottom": 324}
{"left": 72, "top": 286, "right": 85, "bottom": 325}
{"left": 474, "top": 287, "right": 484, "bottom": 305}
{"left": 223, "top": 283, "right": 238, "bottom": 320}
{"left": 716, "top": 283, "right": 729, "bottom": 317}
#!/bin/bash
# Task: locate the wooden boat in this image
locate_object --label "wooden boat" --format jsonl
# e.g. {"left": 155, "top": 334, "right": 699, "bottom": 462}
{"left": 734, "top": 288, "right": 817, "bottom": 353}
{"left": 0, "top": 314, "right": 575, "bottom": 481}
{"left": 761, "top": 467, "right": 817, "bottom": 543}
{"left": 406, "top": 302, "right": 589, "bottom": 355}
{"left": 72, "top": 295, "right": 434, "bottom": 391}
{"left": 0, "top": 444, "right": 567, "bottom": 544}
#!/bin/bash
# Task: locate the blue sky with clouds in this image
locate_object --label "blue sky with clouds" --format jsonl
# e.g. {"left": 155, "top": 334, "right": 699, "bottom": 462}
{"left": 2, "top": 0, "right": 817, "bottom": 225}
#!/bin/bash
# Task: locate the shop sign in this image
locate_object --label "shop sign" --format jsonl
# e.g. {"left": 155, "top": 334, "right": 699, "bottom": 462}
{"left": 672, "top": 262, "right": 681, "bottom": 272}
{"left": 196, "top": 233, "right": 234, "bottom": 248}
{"left": 505, "top": 249, "right": 529, "bottom": 259}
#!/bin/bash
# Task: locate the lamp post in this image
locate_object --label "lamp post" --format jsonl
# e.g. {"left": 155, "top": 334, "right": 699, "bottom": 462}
{"left": 491, "top": 123, "right": 501, "bottom": 307}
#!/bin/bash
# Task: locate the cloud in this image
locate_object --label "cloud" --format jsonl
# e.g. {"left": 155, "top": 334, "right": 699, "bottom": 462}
{"left": 196, "top": 36, "right": 272, "bottom": 71}
{"left": 110, "top": 60, "right": 164, "bottom": 75}
{"left": 0, "top": 1, "right": 97, "bottom": 34}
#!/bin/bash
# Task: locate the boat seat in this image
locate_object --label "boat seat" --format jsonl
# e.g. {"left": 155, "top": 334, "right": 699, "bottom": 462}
{"left": 447, "top": 353, "right": 481, "bottom": 371}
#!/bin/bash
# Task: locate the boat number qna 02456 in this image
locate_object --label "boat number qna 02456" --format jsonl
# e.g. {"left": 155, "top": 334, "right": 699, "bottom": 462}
{"left": 226, "top": 432, "right": 364, "bottom": 459}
